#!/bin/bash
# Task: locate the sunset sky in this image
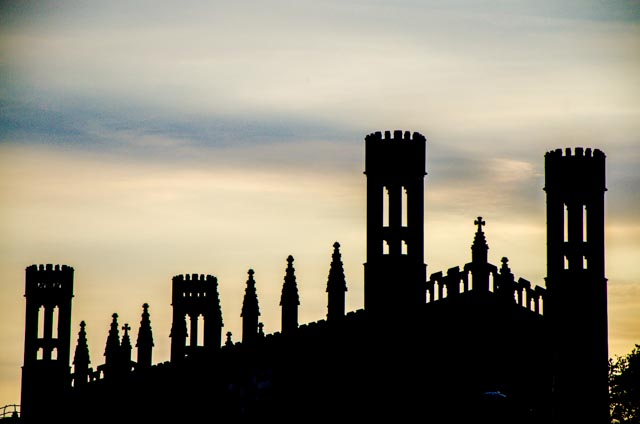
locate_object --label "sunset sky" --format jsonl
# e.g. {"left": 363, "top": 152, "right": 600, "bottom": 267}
{"left": 1, "top": 0, "right": 639, "bottom": 408}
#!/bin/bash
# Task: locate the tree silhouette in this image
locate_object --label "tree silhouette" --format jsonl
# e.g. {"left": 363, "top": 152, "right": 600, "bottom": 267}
{"left": 610, "top": 344, "right": 640, "bottom": 423}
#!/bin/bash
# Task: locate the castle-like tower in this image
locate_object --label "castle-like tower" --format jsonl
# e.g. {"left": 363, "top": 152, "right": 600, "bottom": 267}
{"left": 170, "top": 274, "right": 223, "bottom": 361}
{"left": 544, "top": 147, "right": 608, "bottom": 423}
{"left": 364, "top": 130, "right": 427, "bottom": 315}
{"left": 21, "top": 264, "right": 74, "bottom": 421}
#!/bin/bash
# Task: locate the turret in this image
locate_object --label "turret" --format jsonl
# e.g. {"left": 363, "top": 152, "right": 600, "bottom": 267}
{"left": 280, "top": 256, "right": 300, "bottom": 335}
{"left": 364, "top": 130, "right": 427, "bottom": 317}
{"left": 136, "top": 303, "right": 154, "bottom": 369}
{"left": 121, "top": 323, "right": 132, "bottom": 371}
{"left": 103, "top": 313, "right": 121, "bottom": 378}
{"left": 20, "top": 264, "right": 74, "bottom": 421}
{"left": 464, "top": 217, "right": 493, "bottom": 292}
{"left": 495, "top": 257, "right": 516, "bottom": 302}
{"left": 241, "top": 269, "right": 261, "bottom": 346}
{"left": 326, "top": 242, "right": 347, "bottom": 322}
{"left": 170, "top": 273, "right": 223, "bottom": 362}
{"left": 544, "top": 147, "right": 608, "bottom": 423}
{"left": 72, "top": 321, "right": 91, "bottom": 387}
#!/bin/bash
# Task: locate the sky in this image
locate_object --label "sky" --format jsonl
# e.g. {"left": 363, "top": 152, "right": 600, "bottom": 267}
{"left": 1, "top": 0, "right": 639, "bottom": 408}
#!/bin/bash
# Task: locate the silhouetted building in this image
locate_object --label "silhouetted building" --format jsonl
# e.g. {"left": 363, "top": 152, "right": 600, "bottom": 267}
{"left": 18, "top": 132, "right": 609, "bottom": 423}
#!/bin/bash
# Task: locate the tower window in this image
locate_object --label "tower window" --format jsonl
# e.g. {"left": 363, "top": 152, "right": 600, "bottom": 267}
{"left": 583, "top": 256, "right": 588, "bottom": 270}
{"left": 582, "top": 205, "right": 587, "bottom": 242}
{"left": 402, "top": 186, "right": 408, "bottom": 227}
{"left": 52, "top": 306, "right": 59, "bottom": 339}
{"left": 383, "top": 186, "right": 389, "bottom": 227}
{"left": 564, "top": 203, "right": 569, "bottom": 242}
{"left": 37, "top": 306, "right": 44, "bottom": 339}
{"left": 402, "top": 240, "right": 408, "bottom": 255}
{"left": 198, "top": 315, "right": 205, "bottom": 347}
{"left": 564, "top": 255, "right": 569, "bottom": 270}
{"left": 383, "top": 240, "right": 389, "bottom": 255}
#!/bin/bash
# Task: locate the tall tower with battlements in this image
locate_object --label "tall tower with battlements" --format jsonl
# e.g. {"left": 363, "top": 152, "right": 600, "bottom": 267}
{"left": 364, "top": 130, "right": 427, "bottom": 316}
{"left": 21, "top": 264, "right": 74, "bottom": 421}
{"left": 544, "top": 147, "right": 608, "bottom": 423}
{"left": 170, "top": 273, "right": 223, "bottom": 361}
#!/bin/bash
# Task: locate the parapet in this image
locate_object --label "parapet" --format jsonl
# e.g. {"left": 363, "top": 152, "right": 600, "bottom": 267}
{"left": 365, "top": 130, "right": 427, "bottom": 176}
{"left": 171, "top": 273, "right": 221, "bottom": 307}
{"left": 365, "top": 130, "right": 426, "bottom": 143}
{"left": 544, "top": 147, "right": 606, "bottom": 193}
{"left": 25, "top": 264, "right": 74, "bottom": 296}
{"left": 545, "top": 147, "right": 605, "bottom": 160}
{"left": 26, "top": 264, "right": 74, "bottom": 273}
{"left": 172, "top": 273, "right": 217, "bottom": 284}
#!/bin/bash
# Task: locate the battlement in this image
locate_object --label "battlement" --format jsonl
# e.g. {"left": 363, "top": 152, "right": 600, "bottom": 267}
{"left": 365, "top": 130, "right": 426, "bottom": 143}
{"left": 364, "top": 130, "right": 426, "bottom": 176}
{"left": 26, "top": 264, "right": 74, "bottom": 273}
{"left": 544, "top": 146, "right": 606, "bottom": 193}
{"left": 171, "top": 273, "right": 221, "bottom": 309}
{"left": 25, "top": 264, "right": 74, "bottom": 293}
{"left": 545, "top": 147, "right": 605, "bottom": 160}
{"left": 172, "top": 273, "right": 217, "bottom": 284}
{"left": 426, "top": 261, "right": 545, "bottom": 315}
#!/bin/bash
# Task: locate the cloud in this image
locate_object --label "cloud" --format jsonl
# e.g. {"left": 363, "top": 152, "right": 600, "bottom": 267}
{"left": 1, "top": 0, "right": 639, "bottom": 408}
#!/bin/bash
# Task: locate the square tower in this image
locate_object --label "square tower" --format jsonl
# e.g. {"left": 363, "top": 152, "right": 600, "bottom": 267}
{"left": 364, "top": 130, "right": 427, "bottom": 317}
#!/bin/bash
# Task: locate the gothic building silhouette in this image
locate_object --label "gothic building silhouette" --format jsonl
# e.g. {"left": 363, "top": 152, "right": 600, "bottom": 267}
{"left": 18, "top": 131, "right": 609, "bottom": 423}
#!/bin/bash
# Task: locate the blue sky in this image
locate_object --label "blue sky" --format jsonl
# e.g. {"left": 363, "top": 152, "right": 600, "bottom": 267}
{"left": 1, "top": 0, "right": 639, "bottom": 408}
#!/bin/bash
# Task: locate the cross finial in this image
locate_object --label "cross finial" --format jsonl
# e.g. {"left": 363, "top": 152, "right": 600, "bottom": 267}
{"left": 474, "top": 216, "right": 486, "bottom": 232}
{"left": 122, "top": 323, "right": 131, "bottom": 335}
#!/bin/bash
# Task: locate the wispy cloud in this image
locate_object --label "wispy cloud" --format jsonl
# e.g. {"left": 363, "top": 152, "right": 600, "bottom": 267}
{"left": 1, "top": 0, "right": 639, "bottom": 407}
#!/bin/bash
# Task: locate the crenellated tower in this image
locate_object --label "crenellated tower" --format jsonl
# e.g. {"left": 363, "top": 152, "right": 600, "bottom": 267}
{"left": 21, "top": 264, "right": 74, "bottom": 421}
{"left": 544, "top": 147, "right": 608, "bottom": 423}
{"left": 170, "top": 274, "right": 223, "bottom": 362}
{"left": 364, "top": 130, "right": 427, "bottom": 316}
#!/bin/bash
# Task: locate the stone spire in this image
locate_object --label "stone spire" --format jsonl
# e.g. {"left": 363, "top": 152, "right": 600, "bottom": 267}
{"left": 104, "top": 313, "right": 121, "bottom": 367}
{"left": 121, "top": 323, "right": 132, "bottom": 369}
{"left": 241, "top": 269, "right": 260, "bottom": 346}
{"left": 496, "top": 257, "right": 516, "bottom": 302}
{"left": 280, "top": 255, "right": 300, "bottom": 335}
{"left": 471, "top": 216, "right": 488, "bottom": 264}
{"left": 326, "top": 242, "right": 348, "bottom": 322}
{"left": 136, "top": 303, "right": 154, "bottom": 369}
{"left": 466, "top": 216, "right": 492, "bottom": 292}
{"left": 73, "top": 321, "right": 91, "bottom": 386}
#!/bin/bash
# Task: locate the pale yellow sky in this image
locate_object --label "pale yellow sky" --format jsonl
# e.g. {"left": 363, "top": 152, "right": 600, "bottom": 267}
{"left": 1, "top": 0, "right": 639, "bottom": 409}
